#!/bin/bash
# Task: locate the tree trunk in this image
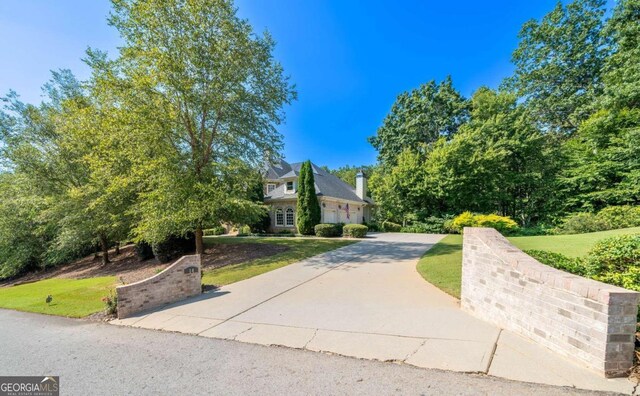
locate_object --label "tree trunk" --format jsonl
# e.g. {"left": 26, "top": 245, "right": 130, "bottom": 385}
{"left": 100, "top": 235, "right": 110, "bottom": 265}
{"left": 195, "top": 226, "right": 204, "bottom": 255}
{"left": 94, "top": 243, "right": 100, "bottom": 260}
{"left": 115, "top": 242, "right": 120, "bottom": 255}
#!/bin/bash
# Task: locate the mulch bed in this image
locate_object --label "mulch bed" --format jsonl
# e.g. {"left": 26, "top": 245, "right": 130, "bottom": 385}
{"left": 0, "top": 242, "right": 289, "bottom": 288}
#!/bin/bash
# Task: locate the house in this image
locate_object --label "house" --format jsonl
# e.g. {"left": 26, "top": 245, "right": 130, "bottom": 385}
{"left": 264, "top": 160, "right": 374, "bottom": 233}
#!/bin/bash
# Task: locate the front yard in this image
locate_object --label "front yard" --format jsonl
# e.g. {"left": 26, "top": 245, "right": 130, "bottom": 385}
{"left": 201, "top": 237, "right": 355, "bottom": 286}
{"left": 0, "top": 237, "right": 355, "bottom": 318}
{"left": 417, "top": 227, "right": 640, "bottom": 298}
{"left": 0, "top": 277, "right": 116, "bottom": 318}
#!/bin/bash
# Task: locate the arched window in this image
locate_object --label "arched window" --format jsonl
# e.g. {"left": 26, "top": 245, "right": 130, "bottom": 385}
{"left": 275, "top": 208, "right": 284, "bottom": 226}
{"left": 285, "top": 208, "right": 295, "bottom": 226}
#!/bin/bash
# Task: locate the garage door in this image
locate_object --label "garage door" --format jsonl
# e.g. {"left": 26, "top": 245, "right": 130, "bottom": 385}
{"left": 325, "top": 210, "right": 337, "bottom": 223}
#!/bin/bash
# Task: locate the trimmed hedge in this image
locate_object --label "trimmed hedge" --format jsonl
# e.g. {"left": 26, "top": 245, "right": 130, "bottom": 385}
{"left": 382, "top": 220, "right": 402, "bottom": 232}
{"left": 314, "top": 223, "right": 342, "bottom": 237}
{"left": 343, "top": 224, "right": 368, "bottom": 238}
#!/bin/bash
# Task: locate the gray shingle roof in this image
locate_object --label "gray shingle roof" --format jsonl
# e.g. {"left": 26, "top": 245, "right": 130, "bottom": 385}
{"left": 265, "top": 160, "right": 372, "bottom": 204}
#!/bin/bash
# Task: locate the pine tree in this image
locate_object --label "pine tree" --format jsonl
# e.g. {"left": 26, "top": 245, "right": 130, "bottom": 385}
{"left": 296, "top": 161, "right": 321, "bottom": 235}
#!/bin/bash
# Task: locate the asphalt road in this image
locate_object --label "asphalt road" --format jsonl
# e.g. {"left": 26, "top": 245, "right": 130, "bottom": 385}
{"left": 0, "top": 310, "right": 615, "bottom": 395}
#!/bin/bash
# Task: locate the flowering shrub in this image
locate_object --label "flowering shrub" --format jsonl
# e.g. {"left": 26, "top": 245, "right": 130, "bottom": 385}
{"left": 451, "top": 212, "right": 519, "bottom": 234}
{"left": 102, "top": 292, "right": 118, "bottom": 316}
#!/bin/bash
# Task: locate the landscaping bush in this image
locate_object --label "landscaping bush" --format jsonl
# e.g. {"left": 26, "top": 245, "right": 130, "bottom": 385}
{"left": 595, "top": 205, "right": 640, "bottom": 230}
{"left": 277, "top": 229, "right": 295, "bottom": 236}
{"left": 511, "top": 225, "right": 552, "bottom": 236}
{"left": 152, "top": 233, "right": 195, "bottom": 263}
{"left": 134, "top": 241, "right": 154, "bottom": 261}
{"left": 557, "top": 212, "right": 608, "bottom": 234}
{"left": 102, "top": 292, "right": 118, "bottom": 315}
{"left": 401, "top": 216, "right": 448, "bottom": 233}
{"left": 203, "top": 226, "right": 225, "bottom": 236}
{"left": 451, "top": 211, "right": 476, "bottom": 232}
{"left": 585, "top": 234, "right": 640, "bottom": 277}
{"left": 363, "top": 222, "right": 380, "bottom": 232}
{"left": 249, "top": 212, "right": 271, "bottom": 234}
{"left": 381, "top": 220, "right": 402, "bottom": 232}
{"left": 525, "top": 250, "right": 587, "bottom": 276}
{"left": 474, "top": 214, "right": 519, "bottom": 234}
{"left": 556, "top": 206, "right": 640, "bottom": 234}
{"left": 450, "top": 212, "right": 519, "bottom": 234}
{"left": 343, "top": 224, "right": 368, "bottom": 238}
{"left": 442, "top": 219, "right": 456, "bottom": 234}
{"left": 235, "top": 225, "right": 252, "bottom": 236}
{"left": 526, "top": 234, "right": 640, "bottom": 297}
{"left": 314, "top": 223, "right": 342, "bottom": 237}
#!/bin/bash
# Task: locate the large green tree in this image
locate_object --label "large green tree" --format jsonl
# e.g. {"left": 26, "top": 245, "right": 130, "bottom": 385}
{"left": 296, "top": 160, "right": 321, "bottom": 235}
{"left": 370, "top": 88, "right": 560, "bottom": 225}
{"left": 0, "top": 71, "right": 129, "bottom": 266}
{"left": 105, "top": 0, "right": 296, "bottom": 253}
{"left": 560, "top": 0, "right": 640, "bottom": 211}
{"left": 369, "top": 76, "right": 469, "bottom": 166}
{"left": 508, "top": 0, "right": 607, "bottom": 134}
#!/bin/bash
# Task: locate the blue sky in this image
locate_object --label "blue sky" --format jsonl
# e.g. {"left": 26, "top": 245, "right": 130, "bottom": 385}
{"left": 0, "top": 1, "right": 614, "bottom": 168}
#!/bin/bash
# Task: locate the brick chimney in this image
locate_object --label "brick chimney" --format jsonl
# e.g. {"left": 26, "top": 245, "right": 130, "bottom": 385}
{"left": 356, "top": 170, "right": 367, "bottom": 200}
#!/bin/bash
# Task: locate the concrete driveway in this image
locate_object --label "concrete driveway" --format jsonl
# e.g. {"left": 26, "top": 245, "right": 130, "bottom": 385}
{"left": 112, "top": 233, "right": 634, "bottom": 394}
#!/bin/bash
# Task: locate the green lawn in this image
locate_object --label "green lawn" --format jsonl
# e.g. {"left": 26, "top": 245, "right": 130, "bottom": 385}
{"left": 202, "top": 236, "right": 356, "bottom": 287}
{"left": 508, "top": 227, "right": 640, "bottom": 257}
{"left": 416, "top": 235, "right": 463, "bottom": 298}
{"left": 0, "top": 277, "right": 116, "bottom": 317}
{"left": 417, "top": 227, "right": 640, "bottom": 299}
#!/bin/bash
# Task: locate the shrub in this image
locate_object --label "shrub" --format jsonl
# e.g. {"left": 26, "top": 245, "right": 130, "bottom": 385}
{"left": 152, "top": 233, "right": 195, "bottom": 263}
{"left": 593, "top": 267, "right": 640, "bottom": 292}
{"left": 401, "top": 216, "right": 448, "bottom": 234}
{"left": 525, "top": 250, "right": 587, "bottom": 276}
{"left": 474, "top": 214, "right": 519, "bottom": 234}
{"left": 134, "top": 241, "right": 154, "bottom": 261}
{"left": 203, "top": 226, "right": 225, "bottom": 236}
{"left": 343, "top": 224, "right": 368, "bottom": 238}
{"left": 595, "top": 205, "right": 640, "bottom": 230}
{"left": 584, "top": 234, "right": 640, "bottom": 276}
{"left": 511, "top": 225, "right": 552, "bottom": 236}
{"left": 585, "top": 234, "right": 640, "bottom": 294}
{"left": 314, "top": 223, "right": 342, "bottom": 237}
{"left": 450, "top": 212, "right": 519, "bottom": 234}
{"left": 557, "top": 212, "right": 607, "bottom": 234}
{"left": 363, "top": 222, "right": 380, "bottom": 232}
{"left": 102, "top": 292, "right": 118, "bottom": 316}
{"left": 442, "top": 219, "right": 456, "bottom": 234}
{"left": 249, "top": 212, "right": 271, "bottom": 234}
{"left": 277, "top": 229, "right": 294, "bottom": 236}
{"left": 382, "top": 220, "right": 402, "bottom": 232}
{"left": 236, "top": 225, "right": 252, "bottom": 237}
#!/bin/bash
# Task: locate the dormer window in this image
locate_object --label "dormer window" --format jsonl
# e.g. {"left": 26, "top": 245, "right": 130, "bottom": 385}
{"left": 267, "top": 183, "right": 276, "bottom": 194}
{"left": 285, "top": 181, "right": 294, "bottom": 193}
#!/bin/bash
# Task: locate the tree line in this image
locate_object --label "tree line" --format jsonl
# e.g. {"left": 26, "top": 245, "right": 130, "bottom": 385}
{"left": 0, "top": 0, "right": 295, "bottom": 279}
{"left": 364, "top": 0, "right": 639, "bottom": 227}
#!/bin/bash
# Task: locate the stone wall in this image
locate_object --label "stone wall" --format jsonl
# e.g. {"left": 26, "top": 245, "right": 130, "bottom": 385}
{"left": 461, "top": 227, "right": 639, "bottom": 377}
{"left": 116, "top": 255, "right": 201, "bottom": 319}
